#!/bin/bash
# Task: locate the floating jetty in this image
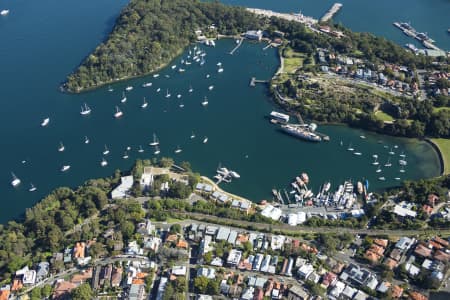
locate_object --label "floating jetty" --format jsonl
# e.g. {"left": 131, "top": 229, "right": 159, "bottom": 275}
{"left": 320, "top": 3, "right": 343, "bottom": 23}
{"left": 250, "top": 77, "right": 269, "bottom": 87}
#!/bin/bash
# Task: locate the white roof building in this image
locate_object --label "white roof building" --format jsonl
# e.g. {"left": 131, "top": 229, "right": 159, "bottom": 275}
{"left": 393, "top": 204, "right": 417, "bottom": 218}
{"left": 111, "top": 175, "right": 134, "bottom": 199}
{"left": 329, "top": 281, "right": 345, "bottom": 298}
{"left": 197, "top": 267, "right": 216, "bottom": 279}
{"left": 271, "top": 235, "right": 286, "bottom": 250}
{"left": 172, "top": 265, "right": 187, "bottom": 276}
{"left": 261, "top": 205, "right": 282, "bottom": 221}
{"left": 22, "top": 269, "right": 37, "bottom": 285}
{"left": 298, "top": 263, "right": 314, "bottom": 279}
{"left": 227, "top": 249, "right": 242, "bottom": 266}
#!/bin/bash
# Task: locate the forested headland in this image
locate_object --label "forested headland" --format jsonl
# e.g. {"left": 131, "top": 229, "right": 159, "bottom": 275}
{"left": 64, "top": 0, "right": 265, "bottom": 92}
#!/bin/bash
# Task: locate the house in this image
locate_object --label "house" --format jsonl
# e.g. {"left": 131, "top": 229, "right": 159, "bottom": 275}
{"left": 414, "top": 243, "right": 432, "bottom": 258}
{"left": 156, "top": 277, "right": 168, "bottom": 300}
{"left": 36, "top": 262, "right": 49, "bottom": 282}
{"left": 16, "top": 266, "right": 36, "bottom": 285}
{"left": 140, "top": 168, "right": 154, "bottom": 189}
{"left": 409, "top": 291, "right": 428, "bottom": 300}
{"left": 172, "top": 266, "right": 187, "bottom": 277}
{"left": 197, "top": 267, "right": 215, "bottom": 279}
{"left": 197, "top": 295, "right": 213, "bottom": 300}
{"left": 241, "top": 286, "right": 255, "bottom": 300}
{"left": 127, "top": 241, "right": 144, "bottom": 256}
{"left": 321, "top": 272, "right": 337, "bottom": 288}
{"left": 434, "top": 250, "right": 450, "bottom": 262}
{"left": 260, "top": 205, "right": 282, "bottom": 221}
{"left": 287, "top": 285, "right": 309, "bottom": 300}
{"left": 376, "top": 281, "right": 391, "bottom": 294}
{"left": 384, "top": 258, "right": 398, "bottom": 270}
{"left": 271, "top": 235, "right": 285, "bottom": 250}
{"left": 136, "top": 220, "right": 154, "bottom": 235}
{"left": 111, "top": 267, "right": 123, "bottom": 287}
{"left": 298, "top": 264, "right": 314, "bottom": 279}
{"left": 339, "top": 264, "right": 372, "bottom": 287}
{"left": 341, "top": 285, "right": 357, "bottom": 299}
{"left": 433, "top": 236, "right": 448, "bottom": 248}
{"left": 111, "top": 175, "right": 134, "bottom": 199}
{"left": 374, "top": 239, "right": 388, "bottom": 248}
{"left": 307, "top": 272, "right": 320, "bottom": 284}
{"left": 216, "top": 227, "right": 230, "bottom": 241}
{"left": 70, "top": 268, "right": 92, "bottom": 285}
{"left": 143, "top": 236, "right": 161, "bottom": 251}
{"left": 393, "top": 204, "right": 417, "bottom": 218}
{"left": 405, "top": 263, "right": 421, "bottom": 277}
{"left": 73, "top": 242, "right": 86, "bottom": 258}
{"left": 53, "top": 281, "right": 77, "bottom": 299}
{"left": 129, "top": 284, "right": 145, "bottom": 300}
{"left": 392, "top": 285, "right": 404, "bottom": 298}
{"left": 395, "top": 237, "right": 415, "bottom": 251}
{"left": 0, "top": 290, "right": 10, "bottom": 300}
{"left": 329, "top": 281, "right": 345, "bottom": 298}
{"left": 353, "top": 290, "right": 369, "bottom": 300}
{"left": 389, "top": 248, "right": 403, "bottom": 261}
{"left": 226, "top": 249, "right": 242, "bottom": 267}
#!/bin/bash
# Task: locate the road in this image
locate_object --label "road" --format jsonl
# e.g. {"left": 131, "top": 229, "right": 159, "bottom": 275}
{"left": 162, "top": 210, "right": 450, "bottom": 237}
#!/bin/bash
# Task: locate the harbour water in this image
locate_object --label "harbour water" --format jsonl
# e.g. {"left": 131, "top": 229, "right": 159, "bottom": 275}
{"left": 0, "top": 0, "right": 443, "bottom": 223}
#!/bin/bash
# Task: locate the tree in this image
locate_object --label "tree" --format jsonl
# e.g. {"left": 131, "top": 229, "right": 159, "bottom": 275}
{"left": 194, "top": 276, "right": 209, "bottom": 294}
{"left": 120, "top": 220, "right": 135, "bottom": 240}
{"left": 206, "top": 279, "right": 219, "bottom": 295}
{"left": 71, "top": 283, "right": 93, "bottom": 300}
{"left": 42, "top": 285, "right": 53, "bottom": 298}
{"left": 170, "top": 224, "right": 182, "bottom": 234}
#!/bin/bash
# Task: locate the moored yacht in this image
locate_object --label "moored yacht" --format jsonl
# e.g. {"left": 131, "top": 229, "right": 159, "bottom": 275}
{"left": 201, "top": 96, "right": 208, "bottom": 106}
{"left": 190, "top": 131, "right": 196, "bottom": 139}
{"left": 217, "top": 68, "right": 224, "bottom": 73}
{"left": 347, "top": 143, "right": 354, "bottom": 151}
{"left": 11, "top": 173, "right": 21, "bottom": 187}
{"left": 41, "top": 117, "right": 50, "bottom": 127}
{"left": 149, "top": 133, "right": 159, "bottom": 146}
{"left": 174, "top": 146, "right": 182, "bottom": 154}
{"left": 203, "top": 136, "right": 208, "bottom": 144}
{"left": 120, "top": 92, "right": 127, "bottom": 103}
{"left": 153, "top": 73, "right": 160, "bottom": 78}
{"left": 58, "top": 142, "right": 65, "bottom": 152}
{"left": 138, "top": 145, "right": 144, "bottom": 153}
{"left": 122, "top": 151, "right": 129, "bottom": 159}
{"left": 100, "top": 158, "right": 108, "bottom": 167}
{"left": 114, "top": 106, "right": 123, "bottom": 118}
{"left": 188, "top": 85, "right": 193, "bottom": 93}
{"left": 103, "top": 145, "right": 110, "bottom": 155}
{"left": 208, "top": 85, "right": 214, "bottom": 90}
{"left": 29, "top": 183, "right": 37, "bottom": 192}
{"left": 142, "top": 82, "right": 152, "bottom": 88}
{"left": 61, "top": 165, "right": 71, "bottom": 172}
{"left": 80, "top": 103, "right": 91, "bottom": 115}
{"left": 165, "top": 89, "right": 171, "bottom": 98}
{"left": 153, "top": 145, "right": 160, "bottom": 155}
{"left": 1, "top": 9, "right": 10, "bottom": 16}
{"left": 84, "top": 136, "right": 90, "bottom": 144}
{"left": 125, "top": 86, "right": 133, "bottom": 91}
{"left": 141, "top": 97, "right": 148, "bottom": 108}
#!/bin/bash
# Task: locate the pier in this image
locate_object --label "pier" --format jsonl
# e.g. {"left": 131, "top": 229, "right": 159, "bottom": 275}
{"left": 250, "top": 77, "right": 269, "bottom": 87}
{"left": 229, "top": 38, "right": 244, "bottom": 55}
{"left": 320, "top": 3, "right": 343, "bottom": 23}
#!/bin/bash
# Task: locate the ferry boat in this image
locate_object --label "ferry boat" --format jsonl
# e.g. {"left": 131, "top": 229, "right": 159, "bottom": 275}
{"left": 11, "top": 173, "right": 21, "bottom": 187}
{"left": 41, "top": 117, "right": 50, "bottom": 127}
{"left": 269, "top": 111, "right": 290, "bottom": 123}
{"left": 29, "top": 183, "right": 37, "bottom": 192}
{"left": 58, "top": 142, "right": 65, "bottom": 152}
{"left": 142, "top": 82, "right": 152, "bottom": 88}
{"left": 114, "top": 106, "right": 123, "bottom": 118}
{"left": 149, "top": 133, "right": 159, "bottom": 146}
{"left": 280, "top": 124, "right": 321, "bottom": 142}
{"left": 1, "top": 9, "right": 9, "bottom": 16}
{"left": 201, "top": 96, "right": 208, "bottom": 106}
{"left": 125, "top": 86, "right": 133, "bottom": 91}
{"left": 80, "top": 103, "right": 91, "bottom": 115}
{"left": 100, "top": 158, "right": 108, "bottom": 167}
{"left": 61, "top": 165, "right": 71, "bottom": 172}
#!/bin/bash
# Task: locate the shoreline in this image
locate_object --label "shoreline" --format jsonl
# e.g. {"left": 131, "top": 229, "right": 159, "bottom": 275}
{"left": 425, "top": 138, "right": 446, "bottom": 176}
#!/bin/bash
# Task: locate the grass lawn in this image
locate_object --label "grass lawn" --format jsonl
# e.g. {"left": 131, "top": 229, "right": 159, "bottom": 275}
{"left": 375, "top": 111, "right": 395, "bottom": 122}
{"left": 284, "top": 57, "right": 303, "bottom": 73}
{"left": 431, "top": 138, "right": 450, "bottom": 175}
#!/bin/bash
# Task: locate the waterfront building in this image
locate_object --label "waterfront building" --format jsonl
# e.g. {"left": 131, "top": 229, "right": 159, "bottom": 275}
{"left": 111, "top": 175, "right": 134, "bottom": 199}
{"left": 245, "top": 30, "right": 263, "bottom": 41}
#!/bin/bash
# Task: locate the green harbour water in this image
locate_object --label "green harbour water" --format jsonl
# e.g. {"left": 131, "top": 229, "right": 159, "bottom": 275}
{"left": 0, "top": 0, "right": 445, "bottom": 223}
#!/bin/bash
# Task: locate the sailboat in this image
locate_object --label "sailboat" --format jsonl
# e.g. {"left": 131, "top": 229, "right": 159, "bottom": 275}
{"left": 347, "top": 143, "right": 354, "bottom": 151}
{"left": 149, "top": 133, "right": 159, "bottom": 146}
{"left": 84, "top": 136, "right": 90, "bottom": 144}
{"left": 154, "top": 145, "right": 160, "bottom": 155}
{"left": 108, "top": 85, "right": 114, "bottom": 92}
{"left": 41, "top": 117, "right": 50, "bottom": 127}
{"left": 58, "top": 142, "right": 65, "bottom": 152}
{"left": 203, "top": 136, "right": 208, "bottom": 144}
{"left": 114, "top": 106, "right": 123, "bottom": 118}
{"left": 100, "top": 158, "right": 108, "bottom": 167}
{"left": 11, "top": 173, "right": 21, "bottom": 187}
{"left": 174, "top": 146, "right": 182, "bottom": 154}
{"left": 29, "top": 183, "right": 37, "bottom": 192}
{"left": 138, "top": 145, "right": 144, "bottom": 153}
{"left": 201, "top": 96, "right": 208, "bottom": 106}
{"left": 399, "top": 165, "right": 405, "bottom": 173}
{"left": 399, "top": 151, "right": 406, "bottom": 158}
{"left": 376, "top": 166, "right": 382, "bottom": 173}
{"left": 80, "top": 103, "right": 91, "bottom": 115}
{"left": 188, "top": 85, "right": 193, "bottom": 93}
{"left": 141, "top": 97, "right": 148, "bottom": 108}
{"left": 122, "top": 151, "right": 129, "bottom": 159}
{"left": 103, "top": 145, "right": 110, "bottom": 155}
{"left": 388, "top": 147, "right": 395, "bottom": 155}
{"left": 190, "top": 131, "right": 196, "bottom": 139}
{"left": 120, "top": 92, "right": 127, "bottom": 103}
{"left": 165, "top": 89, "right": 171, "bottom": 98}
{"left": 384, "top": 157, "right": 392, "bottom": 167}
{"left": 372, "top": 156, "right": 379, "bottom": 165}
{"left": 61, "top": 165, "right": 71, "bottom": 172}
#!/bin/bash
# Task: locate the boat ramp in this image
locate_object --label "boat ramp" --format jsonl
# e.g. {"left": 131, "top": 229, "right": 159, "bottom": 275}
{"left": 320, "top": 3, "right": 343, "bottom": 23}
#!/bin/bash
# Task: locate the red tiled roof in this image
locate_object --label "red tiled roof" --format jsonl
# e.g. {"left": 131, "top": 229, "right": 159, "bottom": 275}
{"left": 374, "top": 239, "right": 388, "bottom": 248}
{"left": 53, "top": 281, "right": 77, "bottom": 299}
{"left": 392, "top": 285, "right": 403, "bottom": 298}
{"left": 409, "top": 291, "right": 428, "bottom": 300}
{"left": 414, "top": 244, "right": 432, "bottom": 257}
{"left": 0, "top": 290, "right": 10, "bottom": 300}
{"left": 434, "top": 250, "right": 450, "bottom": 262}
{"left": 434, "top": 236, "right": 449, "bottom": 248}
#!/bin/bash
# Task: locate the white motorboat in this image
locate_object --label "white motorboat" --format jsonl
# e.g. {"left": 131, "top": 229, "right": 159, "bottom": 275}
{"left": 174, "top": 146, "right": 182, "bottom": 154}
{"left": 153, "top": 73, "right": 160, "bottom": 78}
{"left": 179, "top": 102, "right": 185, "bottom": 108}
{"left": 354, "top": 152, "right": 362, "bottom": 156}
{"left": 217, "top": 68, "right": 224, "bottom": 73}
{"left": 201, "top": 96, "right": 208, "bottom": 106}
{"left": 177, "top": 94, "right": 182, "bottom": 99}
{"left": 347, "top": 143, "right": 354, "bottom": 151}
{"left": 179, "top": 68, "right": 185, "bottom": 73}
{"left": 384, "top": 158, "right": 392, "bottom": 167}
{"left": 142, "top": 82, "right": 152, "bottom": 88}
{"left": 217, "top": 62, "right": 222, "bottom": 66}
{"left": 149, "top": 133, "right": 159, "bottom": 146}
{"left": 399, "top": 151, "right": 406, "bottom": 158}
{"left": 1, "top": 10, "right": 9, "bottom": 16}
{"left": 376, "top": 166, "right": 382, "bottom": 173}
{"left": 372, "top": 157, "right": 379, "bottom": 165}
{"left": 125, "top": 86, "right": 133, "bottom": 91}
{"left": 360, "top": 135, "right": 366, "bottom": 139}
{"left": 114, "top": 106, "right": 123, "bottom": 118}
{"left": 156, "top": 88, "right": 161, "bottom": 92}
{"left": 58, "top": 142, "right": 65, "bottom": 152}
{"left": 230, "top": 171, "right": 240, "bottom": 178}
{"left": 11, "top": 173, "right": 21, "bottom": 187}
{"left": 203, "top": 137, "right": 208, "bottom": 144}
{"left": 80, "top": 103, "right": 91, "bottom": 115}
{"left": 394, "top": 177, "right": 401, "bottom": 181}
{"left": 103, "top": 145, "right": 110, "bottom": 155}
{"left": 41, "top": 117, "right": 50, "bottom": 127}
{"left": 126, "top": 146, "right": 131, "bottom": 151}
{"left": 100, "top": 158, "right": 108, "bottom": 167}
{"left": 122, "top": 151, "right": 129, "bottom": 159}
{"left": 206, "top": 74, "right": 210, "bottom": 78}
{"left": 141, "top": 97, "right": 148, "bottom": 108}
{"left": 138, "top": 146, "right": 144, "bottom": 153}
{"left": 399, "top": 159, "right": 407, "bottom": 166}
{"left": 171, "top": 65, "right": 177, "bottom": 69}
{"left": 378, "top": 177, "right": 386, "bottom": 181}
{"left": 29, "top": 183, "right": 37, "bottom": 192}
{"left": 61, "top": 165, "right": 71, "bottom": 172}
